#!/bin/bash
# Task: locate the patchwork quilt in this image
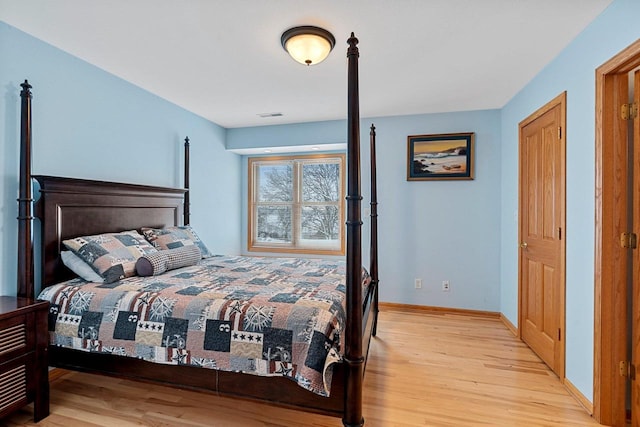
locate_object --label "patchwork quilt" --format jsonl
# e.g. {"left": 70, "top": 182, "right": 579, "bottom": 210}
{"left": 38, "top": 255, "right": 370, "bottom": 396}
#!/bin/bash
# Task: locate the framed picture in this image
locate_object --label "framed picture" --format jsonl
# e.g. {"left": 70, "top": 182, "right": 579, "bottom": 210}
{"left": 407, "top": 132, "right": 474, "bottom": 181}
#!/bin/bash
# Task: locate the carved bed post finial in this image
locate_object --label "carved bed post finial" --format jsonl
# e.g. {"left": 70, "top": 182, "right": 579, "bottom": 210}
{"left": 18, "top": 80, "right": 34, "bottom": 299}
{"left": 347, "top": 32, "right": 359, "bottom": 57}
{"left": 20, "top": 80, "right": 32, "bottom": 96}
{"left": 343, "top": 33, "right": 364, "bottom": 427}
{"left": 184, "top": 136, "right": 190, "bottom": 226}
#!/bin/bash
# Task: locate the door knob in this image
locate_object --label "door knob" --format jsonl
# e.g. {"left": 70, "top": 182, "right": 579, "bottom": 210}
{"left": 520, "top": 242, "right": 528, "bottom": 249}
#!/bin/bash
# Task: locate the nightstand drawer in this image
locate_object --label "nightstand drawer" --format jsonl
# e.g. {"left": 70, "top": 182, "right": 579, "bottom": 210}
{"left": 0, "top": 313, "right": 33, "bottom": 365}
{"left": 0, "top": 297, "right": 49, "bottom": 422}
{"left": 0, "top": 352, "right": 33, "bottom": 417}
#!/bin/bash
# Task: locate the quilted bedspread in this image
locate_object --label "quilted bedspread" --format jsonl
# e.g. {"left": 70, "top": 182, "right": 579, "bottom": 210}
{"left": 38, "top": 255, "right": 369, "bottom": 396}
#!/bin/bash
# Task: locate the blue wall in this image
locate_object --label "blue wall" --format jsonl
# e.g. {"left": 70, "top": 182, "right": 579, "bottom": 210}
{"left": 229, "top": 109, "right": 503, "bottom": 311}
{"left": 500, "top": 0, "right": 640, "bottom": 401}
{"left": 0, "top": 22, "right": 242, "bottom": 296}
{"left": 4, "top": 0, "right": 640, "bottom": 406}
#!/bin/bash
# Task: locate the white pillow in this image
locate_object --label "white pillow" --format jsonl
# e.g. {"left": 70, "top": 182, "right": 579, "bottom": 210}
{"left": 60, "top": 250, "right": 105, "bottom": 283}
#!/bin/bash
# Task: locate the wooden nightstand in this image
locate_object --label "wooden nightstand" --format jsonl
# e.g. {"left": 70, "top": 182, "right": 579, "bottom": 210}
{"left": 0, "top": 296, "right": 49, "bottom": 422}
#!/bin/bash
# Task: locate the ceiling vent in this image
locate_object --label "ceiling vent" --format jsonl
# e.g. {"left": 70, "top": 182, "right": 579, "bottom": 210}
{"left": 257, "top": 112, "right": 284, "bottom": 118}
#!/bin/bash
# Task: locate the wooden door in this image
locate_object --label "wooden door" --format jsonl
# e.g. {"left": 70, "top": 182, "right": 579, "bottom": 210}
{"left": 631, "top": 70, "right": 640, "bottom": 427}
{"left": 594, "top": 39, "right": 640, "bottom": 426}
{"left": 519, "top": 93, "right": 566, "bottom": 379}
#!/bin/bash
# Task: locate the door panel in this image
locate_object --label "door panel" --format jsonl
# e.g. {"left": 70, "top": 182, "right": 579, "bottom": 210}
{"left": 519, "top": 93, "right": 566, "bottom": 379}
{"left": 522, "top": 258, "right": 555, "bottom": 366}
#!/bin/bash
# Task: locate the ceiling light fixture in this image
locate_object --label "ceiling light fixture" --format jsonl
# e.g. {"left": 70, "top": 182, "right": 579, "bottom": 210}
{"left": 281, "top": 26, "right": 335, "bottom": 66}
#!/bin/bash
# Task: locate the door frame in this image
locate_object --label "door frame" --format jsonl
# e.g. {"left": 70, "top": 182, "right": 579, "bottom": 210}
{"left": 594, "top": 38, "right": 640, "bottom": 426}
{"left": 517, "top": 91, "right": 567, "bottom": 381}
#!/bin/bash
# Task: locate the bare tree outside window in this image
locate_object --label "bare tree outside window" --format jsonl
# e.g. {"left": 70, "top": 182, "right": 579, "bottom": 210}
{"left": 257, "top": 206, "right": 292, "bottom": 242}
{"left": 256, "top": 164, "right": 293, "bottom": 243}
{"left": 249, "top": 154, "right": 345, "bottom": 255}
{"left": 259, "top": 165, "right": 292, "bottom": 202}
{"left": 301, "top": 163, "right": 340, "bottom": 241}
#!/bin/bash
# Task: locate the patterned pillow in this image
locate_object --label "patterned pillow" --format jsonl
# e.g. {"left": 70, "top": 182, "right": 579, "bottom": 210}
{"left": 135, "top": 245, "right": 202, "bottom": 276}
{"left": 141, "top": 226, "right": 212, "bottom": 258}
{"left": 62, "top": 230, "right": 158, "bottom": 283}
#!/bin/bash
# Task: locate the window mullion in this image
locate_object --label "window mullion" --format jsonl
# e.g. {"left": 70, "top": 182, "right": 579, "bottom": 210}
{"left": 292, "top": 160, "right": 301, "bottom": 248}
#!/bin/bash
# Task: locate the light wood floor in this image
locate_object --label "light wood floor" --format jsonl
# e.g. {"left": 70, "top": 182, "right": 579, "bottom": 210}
{"left": 6, "top": 307, "right": 602, "bottom": 426}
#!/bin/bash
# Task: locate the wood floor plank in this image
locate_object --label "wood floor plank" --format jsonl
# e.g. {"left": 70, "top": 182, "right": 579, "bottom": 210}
{"left": 5, "top": 308, "right": 602, "bottom": 426}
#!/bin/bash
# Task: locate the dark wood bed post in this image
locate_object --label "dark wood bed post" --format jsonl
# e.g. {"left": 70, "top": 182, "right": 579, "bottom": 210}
{"left": 369, "top": 124, "right": 379, "bottom": 337}
{"left": 343, "top": 32, "right": 364, "bottom": 427}
{"left": 17, "top": 80, "right": 34, "bottom": 299}
{"left": 184, "top": 136, "right": 190, "bottom": 226}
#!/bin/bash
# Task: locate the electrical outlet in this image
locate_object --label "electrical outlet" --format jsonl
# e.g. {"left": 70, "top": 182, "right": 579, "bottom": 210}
{"left": 442, "top": 280, "right": 450, "bottom": 292}
{"left": 415, "top": 278, "right": 422, "bottom": 289}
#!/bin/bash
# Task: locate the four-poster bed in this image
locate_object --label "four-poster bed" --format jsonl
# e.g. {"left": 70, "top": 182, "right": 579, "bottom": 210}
{"left": 17, "top": 33, "right": 378, "bottom": 426}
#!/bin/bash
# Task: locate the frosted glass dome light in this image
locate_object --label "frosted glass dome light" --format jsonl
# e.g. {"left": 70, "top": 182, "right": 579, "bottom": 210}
{"left": 281, "top": 26, "right": 335, "bottom": 66}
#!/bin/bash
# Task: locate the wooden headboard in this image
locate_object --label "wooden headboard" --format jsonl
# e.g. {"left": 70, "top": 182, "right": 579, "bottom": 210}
{"left": 33, "top": 175, "right": 186, "bottom": 287}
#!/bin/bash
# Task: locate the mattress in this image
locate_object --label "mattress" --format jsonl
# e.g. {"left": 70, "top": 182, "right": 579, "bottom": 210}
{"left": 38, "top": 255, "right": 370, "bottom": 396}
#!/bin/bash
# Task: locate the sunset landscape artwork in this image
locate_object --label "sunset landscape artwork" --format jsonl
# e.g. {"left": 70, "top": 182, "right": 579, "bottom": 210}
{"left": 407, "top": 132, "right": 474, "bottom": 181}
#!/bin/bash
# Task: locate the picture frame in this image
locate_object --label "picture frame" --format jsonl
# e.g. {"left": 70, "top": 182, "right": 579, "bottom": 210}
{"left": 407, "top": 132, "right": 475, "bottom": 181}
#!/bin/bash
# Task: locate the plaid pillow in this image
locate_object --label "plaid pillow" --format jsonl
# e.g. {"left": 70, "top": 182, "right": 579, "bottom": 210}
{"left": 135, "top": 245, "right": 202, "bottom": 276}
{"left": 62, "top": 230, "right": 157, "bottom": 283}
{"left": 141, "top": 226, "right": 212, "bottom": 258}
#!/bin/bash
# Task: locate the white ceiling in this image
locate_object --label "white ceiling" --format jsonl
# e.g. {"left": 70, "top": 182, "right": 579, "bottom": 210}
{"left": 0, "top": 0, "right": 613, "bottom": 129}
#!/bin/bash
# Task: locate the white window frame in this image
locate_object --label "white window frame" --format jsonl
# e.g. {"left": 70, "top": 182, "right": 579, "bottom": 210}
{"left": 248, "top": 153, "right": 346, "bottom": 255}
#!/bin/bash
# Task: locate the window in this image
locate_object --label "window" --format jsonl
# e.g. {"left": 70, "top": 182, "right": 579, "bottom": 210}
{"left": 248, "top": 154, "right": 345, "bottom": 255}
